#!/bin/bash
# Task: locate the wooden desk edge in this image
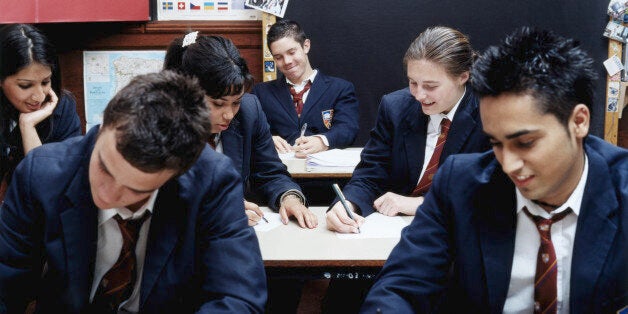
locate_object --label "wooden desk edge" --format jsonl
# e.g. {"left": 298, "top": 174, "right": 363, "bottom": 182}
{"left": 290, "top": 172, "right": 353, "bottom": 179}
{"left": 264, "top": 260, "right": 385, "bottom": 267}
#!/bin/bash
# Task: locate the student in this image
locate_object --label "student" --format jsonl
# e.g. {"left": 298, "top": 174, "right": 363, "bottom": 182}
{"left": 252, "top": 19, "right": 359, "bottom": 157}
{"left": 326, "top": 26, "right": 490, "bottom": 233}
{"left": 361, "top": 27, "right": 628, "bottom": 313}
{"left": 0, "top": 71, "right": 267, "bottom": 313}
{"left": 0, "top": 24, "right": 81, "bottom": 202}
{"left": 164, "top": 33, "right": 317, "bottom": 228}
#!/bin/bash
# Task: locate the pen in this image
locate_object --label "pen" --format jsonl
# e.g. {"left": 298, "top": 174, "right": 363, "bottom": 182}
{"left": 300, "top": 123, "right": 307, "bottom": 138}
{"left": 332, "top": 183, "right": 360, "bottom": 233}
{"left": 261, "top": 215, "right": 269, "bottom": 223}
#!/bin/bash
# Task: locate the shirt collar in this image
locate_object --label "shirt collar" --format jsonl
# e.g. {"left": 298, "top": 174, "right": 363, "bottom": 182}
{"left": 286, "top": 69, "right": 318, "bottom": 87}
{"left": 98, "top": 189, "right": 159, "bottom": 226}
{"left": 427, "top": 87, "right": 465, "bottom": 132}
{"left": 516, "top": 153, "right": 588, "bottom": 218}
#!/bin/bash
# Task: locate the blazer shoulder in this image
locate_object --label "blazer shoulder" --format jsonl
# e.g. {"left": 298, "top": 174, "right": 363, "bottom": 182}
{"left": 585, "top": 136, "right": 628, "bottom": 188}
{"left": 379, "top": 88, "right": 420, "bottom": 118}
{"left": 181, "top": 146, "right": 241, "bottom": 188}
{"left": 440, "top": 150, "right": 500, "bottom": 185}
{"left": 317, "top": 71, "right": 355, "bottom": 88}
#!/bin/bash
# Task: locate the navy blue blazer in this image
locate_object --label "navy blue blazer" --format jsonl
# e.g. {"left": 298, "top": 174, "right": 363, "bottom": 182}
{"left": 361, "top": 136, "right": 628, "bottom": 314}
{"left": 252, "top": 71, "right": 359, "bottom": 148}
{"left": 342, "top": 87, "right": 490, "bottom": 216}
{"left": 1, "top": 93, "right": 81, "bottom": 185}
{"left": 221, "top": 93, "right": 301, "bottom": 209}
{"left": 0, "top": 127, "right": 267, "bottom": 313}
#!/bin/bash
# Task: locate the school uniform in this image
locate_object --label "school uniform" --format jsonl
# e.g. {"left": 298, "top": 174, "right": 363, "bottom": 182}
{"left": 361, "top": 136, "right": 628, "bottom": 313}
{"left": 218, "top": 93, "right": 302, "bottom": 208}
{"left": 0, "top": 126, "right": 267, "bottom": 313}
{"left": 342, "top": 87, "right": 490, "bottom": 216}
{"left": 252, "top": 71, "right": 359, "bottom": 148}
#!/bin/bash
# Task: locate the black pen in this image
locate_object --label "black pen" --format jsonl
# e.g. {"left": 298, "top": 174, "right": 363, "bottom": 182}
{"left": 332, "top": 183, "right": 360, "bottom": 233}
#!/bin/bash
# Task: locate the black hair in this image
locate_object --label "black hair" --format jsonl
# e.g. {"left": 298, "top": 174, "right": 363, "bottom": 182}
{"left": 0, "top": 24, "right": 62, "bottom": 187}
{"left": 164, "top": 34, "right": 253, "bottom": 99}
{"left": 471, "top": 27, "right": 597, "bottom": 127}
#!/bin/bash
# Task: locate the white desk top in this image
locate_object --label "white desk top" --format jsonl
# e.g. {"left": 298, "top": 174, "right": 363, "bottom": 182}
{"left": 279, "top": 148, "right": 362, "bottom": 178}
{"left": 255, "top": 207, "right": 412, "bottom": 266}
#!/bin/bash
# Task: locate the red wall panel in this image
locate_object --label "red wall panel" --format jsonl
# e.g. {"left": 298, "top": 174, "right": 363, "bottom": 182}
{"left": 0, "top": 0, "right": 149, "bottom": 23}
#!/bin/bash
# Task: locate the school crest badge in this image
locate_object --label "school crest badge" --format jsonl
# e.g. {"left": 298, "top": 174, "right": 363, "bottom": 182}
{"left": 321, "top": 109, "right": 334, "bottom": 129}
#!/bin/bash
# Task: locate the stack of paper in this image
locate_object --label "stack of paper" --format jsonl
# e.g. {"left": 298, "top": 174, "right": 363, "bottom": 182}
{"left": 306, "top": 149, "right": 362, "bottom": 171}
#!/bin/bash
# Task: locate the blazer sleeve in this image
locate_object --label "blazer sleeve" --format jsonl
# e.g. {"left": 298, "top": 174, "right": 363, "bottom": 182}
{"left": 360, "top": 156, "right": 456, "bottom": 313}
{"left": 0, "top": 154, "right": 44, "bottom": 314}
{"left": 196, "top": 158, "right": 267, "bottom": 313}
{"left": 247, "top": 96, "right": 301, "bottom": 210}
{"left": 48, "top": 92, "right": 82, "bottom": 142}
{"left": 320, "top": 80, "right": 359, "bottom": 149}
{"left": 340, "top": 95, "right": 396, "bottom": 216}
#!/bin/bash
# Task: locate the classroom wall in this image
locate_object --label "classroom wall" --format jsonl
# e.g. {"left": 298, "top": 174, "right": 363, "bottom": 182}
{"left": 281, "top": 0, "right": 608, "bottom": 146}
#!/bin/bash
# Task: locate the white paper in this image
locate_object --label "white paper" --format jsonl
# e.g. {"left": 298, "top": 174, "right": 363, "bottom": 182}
{"left": 604, "top": 55, "right": 624, "bottom": 76}
{"left": 253, "top": 212, "right": 282, "bottom": 232}
{"left": 336, "top": 213, "right": 408, "bottom": 239}
{"left": 306, "top": 149, "right": 362, "bottom": 167}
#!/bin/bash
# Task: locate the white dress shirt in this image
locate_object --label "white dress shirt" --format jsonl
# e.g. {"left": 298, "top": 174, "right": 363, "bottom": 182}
{"left": 503, "top": 154, "right": 588, "bottom": 314}
{"left": 91, "top": 190, "right": 159, "bottom": 313}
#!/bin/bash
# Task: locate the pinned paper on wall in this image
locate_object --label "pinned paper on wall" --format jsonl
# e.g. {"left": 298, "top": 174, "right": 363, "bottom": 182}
{"left": 604, "top": 55, "right": 624, "bottom": 76}
{"left": 244, "top": 0, "right": 289, "bottom": 18}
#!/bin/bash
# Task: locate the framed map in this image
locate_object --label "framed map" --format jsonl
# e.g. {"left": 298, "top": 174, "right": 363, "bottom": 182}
{"left": 83, "top": 50, "right": 166, "bottom": 131}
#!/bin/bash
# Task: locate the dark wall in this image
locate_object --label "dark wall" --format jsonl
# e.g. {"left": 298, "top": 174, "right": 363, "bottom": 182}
{"left": 282, "top": 0, "right": 608, "bottom": 146}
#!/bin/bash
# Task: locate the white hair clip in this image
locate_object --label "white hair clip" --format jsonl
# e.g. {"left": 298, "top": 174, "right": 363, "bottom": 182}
{"left": 182, "top": 31, "right": 199, "bottom": 47}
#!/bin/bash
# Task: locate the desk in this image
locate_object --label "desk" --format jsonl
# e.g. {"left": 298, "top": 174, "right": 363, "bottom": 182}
{"left": 256, "top": 206, "right": 412, "bottom": 280}
{"left": 280, "top": 148, "right": 362, "bottom": 179}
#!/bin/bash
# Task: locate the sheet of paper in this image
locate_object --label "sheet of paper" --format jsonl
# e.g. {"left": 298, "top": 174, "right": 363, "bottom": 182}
{"left": 253, "top": 212, "right": 283, "bottom": 232}
{"left": 307, "top": 149, "right": 362, "bottom": 167}
{"left": 604, "top": 55, "right": 624, "bottom": 76}
{"left": 336, "top": 212, "right": 408, "bottom": 239}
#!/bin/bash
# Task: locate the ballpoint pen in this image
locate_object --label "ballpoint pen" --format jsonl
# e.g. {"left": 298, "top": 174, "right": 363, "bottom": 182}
{"left": 332, "top": 183, "right": 360, "bottom": 233}
{"left": 300, "top": 123, "right": 307, "bottom": 138}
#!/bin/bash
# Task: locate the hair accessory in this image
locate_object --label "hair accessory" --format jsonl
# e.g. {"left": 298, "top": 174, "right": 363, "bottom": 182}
{"left": 182, "top": 31, "right": 199, "bottom": 47}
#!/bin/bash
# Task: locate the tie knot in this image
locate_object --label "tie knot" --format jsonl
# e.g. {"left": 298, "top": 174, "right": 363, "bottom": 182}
{"left": 289, "top": 80, "right": 312, "bottom": 101}
{"left": 522, "top": 206, "right": 571, "bottom": 234}
{"left": 114, "top": 212, "right": 151, "bottom": 238}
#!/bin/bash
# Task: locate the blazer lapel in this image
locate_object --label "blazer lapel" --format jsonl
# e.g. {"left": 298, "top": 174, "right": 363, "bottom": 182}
{"left": 221, "top": 120, "right": 244, "bottom": 175}
{"left": 140, "top": 180, "right": 184, "bottom": 307}
{"left": 443, "top": 91, "right": 479, "bottom": 158}
{"left": 403, "top": 104, "right": 428, "bottom": 187}
{"left": 570, "top": 148, "right": 620, "bottom": 310}
{"left": 301, "top": 73, "right": 330, "bottom": 119}
{"left": 270, "top": 79, "right": 299, "bottom": 124}
{"left": 60, "top": 155, "right": 98, "bottom": 310}
{"left": 475, "top": 165, "right": 517, "bottom": 313}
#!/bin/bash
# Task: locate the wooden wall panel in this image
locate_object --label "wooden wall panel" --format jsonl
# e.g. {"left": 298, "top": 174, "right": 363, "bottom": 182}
{"left": 39, "top": 21, "right": 262, "bottom": 133}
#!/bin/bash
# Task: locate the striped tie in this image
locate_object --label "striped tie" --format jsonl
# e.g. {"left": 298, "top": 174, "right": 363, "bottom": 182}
{"left": 91, "top": 212, "right": 151, "bottom": 312}
{"left": 411, "top": 118, "right": 451, "bottom": 196}
{"left": 522, "top": 206, "right": 572, "bottom": 314}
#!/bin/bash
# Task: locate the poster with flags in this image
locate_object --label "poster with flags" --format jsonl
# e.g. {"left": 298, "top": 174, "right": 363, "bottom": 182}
{"left": 157, "top": 0, "right": 261, "bottom": 20}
